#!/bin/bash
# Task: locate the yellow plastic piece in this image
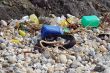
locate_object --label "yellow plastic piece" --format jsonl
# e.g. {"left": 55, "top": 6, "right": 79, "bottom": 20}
{"left": 19, "top": 30, "right": 26, "bottom": 37}
{"left": 30, "top": 14, "right": 39, "bottom": 25}
{"left": 67, "top": 17, "right": 74, "bottom": 24}
{"left": 11, "top": 39, "right": 20, "bottom": 44}
{"left": 60, "top": 20, "right": 68, "bottom": 27}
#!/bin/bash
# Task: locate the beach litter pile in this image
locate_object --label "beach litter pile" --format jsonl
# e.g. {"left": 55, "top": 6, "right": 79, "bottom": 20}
{"left": 0, "top": 13, "right": 110, "bottom": 73}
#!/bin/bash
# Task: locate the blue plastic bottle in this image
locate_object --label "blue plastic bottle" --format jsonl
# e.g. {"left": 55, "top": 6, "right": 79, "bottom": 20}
{"left": 41, "top": 25, "right": 64, "bottom": 38}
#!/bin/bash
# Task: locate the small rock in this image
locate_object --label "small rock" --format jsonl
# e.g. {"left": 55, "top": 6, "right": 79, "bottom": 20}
{"left": 107, "top": 43, "right": 110, "bottom": 51}
{"left": 66, "top": 55, "right": 76, "bottom": 61}
{"left": 0, "top": 20, "right": 7, "bottom": 26}
{"left": 58, "top": 54, "right": 67, "bottom": 64}
{"left": 34, "top": 63, "right": 42, "bottom": 69}
{"left": 76, "top": 67, "right": 84, "bottom": 73}
{"left": 70, "top": 61, "right": 83, "bottom": 68}
{"left": 17, "top": 54, "right": 25, "bottom": 61}
{"left": 103, "top": 68, "right": 110, "bottom": 73}
{"left": 88, "top": 50, "right": 95, "bottom": 57}
{"left": 67, "top": 68, "right": 75, "bottom": 73}
{"left": 93, "top": 64, "right": 105, "bottom": 72}
{"left": 27, "top": 67, "right": 35, "bottom": 73}
{"left": 0, "top": 43, "right": 6, "bottom": 50}
{"left": 0, "top": 38, "right": 5, "bottom": 43}
{"left": 93, "top": 28, "right": 100, "bottom": 33}
{"left": 46, "top": 63, "right": 51, "bottom": 68}
{"left": 77, "top": 56, "right": 82, "bottom": 61}
{"left": 0, "top": 69, "right": 5, "bottom": 73}
{"left": 67, "top": 59, "right": 73, "bottom": 65}
{"left": 54, "top": 71, "right": 60, "bottom": 73}
{"left": 43, "top": 51, "right": 51, "bottom": 59}
{"left": 42, "top": 64, "right": 48, "bottom": 70}
{"left": 7, "top": 55, "right": 17, "bottom": 64}
{"left": 35, "top": 69, "right": 41, "bottom": 73}
{"left": 99, "top": 45, "right": 108, "bottom": 52}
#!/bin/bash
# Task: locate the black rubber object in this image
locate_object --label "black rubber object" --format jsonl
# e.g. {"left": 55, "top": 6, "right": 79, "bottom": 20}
{"left": 43, "top": 34, "right": 76, "bottom": 49}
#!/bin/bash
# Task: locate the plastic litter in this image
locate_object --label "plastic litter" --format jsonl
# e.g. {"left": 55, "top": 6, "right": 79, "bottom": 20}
{"left": 20, "top": 16, "right": 30, "bottom": 22}
{"left": 67, "top": 14, "right": 79, "bottom": 24}
{"left": 81, "top": 15, "right": 100, "bottom": 27}
{"left": 56, "top": 15, "right": 69, "bottom": 27}
{"left": 41, "top": 25, "right": 64, "bottom": 38}
{"left": 18, "top": 30, "right": 26, "bottom": 37}
{"left": 11, "top": 39, "right": 20, "bottom": 44}
{"left": 30, "top": 14, "right": 39, "bottom": 25}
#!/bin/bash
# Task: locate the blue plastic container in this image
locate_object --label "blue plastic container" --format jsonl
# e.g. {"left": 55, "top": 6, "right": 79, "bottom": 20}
{"left": 41, "top": 25, "right": 64, "bottom": 38}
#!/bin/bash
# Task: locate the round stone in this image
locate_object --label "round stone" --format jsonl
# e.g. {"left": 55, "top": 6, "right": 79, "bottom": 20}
{"left": 93, "top": 64, "right": 105, "bottom": 72}
{"left": 58, "top": 54, "right": 67, "bottom": 64}
{"left": 0, "top": 20, "right": 7, "bottom": 26}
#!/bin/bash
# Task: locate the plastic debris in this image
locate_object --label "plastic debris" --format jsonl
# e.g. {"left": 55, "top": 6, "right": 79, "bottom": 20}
{"left": 56, "top": 15, "right": 69, "bottom": 27}
{"left": 18, "top": 30, "right": 26, "bottom": 37}
{"left": 11, "top": 39, "right": 20, "bottom": 44}
{"left": 41, "top": 25, "right": 64, "bottom": 38}
{"left": 20, "top": 16, "right": 30, "bottom": 22}
{"left": 30, "top": 14, "right": 39, "bottom": 25}
{"left": 1, "top": 12, "right": 110, "bottom": 73}
{"left": 81, "top": 15, "right": 100, "bottom": 27}
{"left": 67, "top": 14, "right": 79, "bottom": 24}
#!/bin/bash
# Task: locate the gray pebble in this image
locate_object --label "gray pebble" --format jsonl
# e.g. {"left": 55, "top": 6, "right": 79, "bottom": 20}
{"left": 17, "top": 54, "right": 25, "bottom": 61}
{"left": 54, "top": 71, "right": 60, "bottom": 73}
{"left": 103, "top": 68, "right": 110, "bottom": 73}
{"left": 93, "top": 28, "right": 100, "bottom": 33}
{"left": 41, "top": 70, "right": 47, "bottom": 73}
{"left": 77, "top": 56, "right": 82, "bottom": 62}
{"left": 107, "top": 43, "right": 110, "bottom": 51}
{"left": 88, "top": 50, "right": 95, "bottom": 57}
{"left": 35, "top": 69, "right": 41, "bottom": 73}
{"left": 67, "top": 68, "right": 75, "bottom": 73}
{"left": 0, "top": 69, "right": 5, "bottom": 73}
{"left": 34, "top": 63, "right": 42, "bottom": 69}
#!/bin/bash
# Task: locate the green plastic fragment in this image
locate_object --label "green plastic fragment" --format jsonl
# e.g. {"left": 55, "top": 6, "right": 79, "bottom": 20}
{"left": 63, "top": 28, "right": 70, "bottom": 33}
{"left": 81, "top": 15, "right": 100, "bottom": 27}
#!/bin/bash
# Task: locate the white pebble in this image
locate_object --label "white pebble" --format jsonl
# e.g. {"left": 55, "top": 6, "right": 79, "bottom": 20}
{"left": 0, "top": 20, "right": 7, "bottom": 26}
{"left": 58, "top": 54, "right": 67, "bottom": 64}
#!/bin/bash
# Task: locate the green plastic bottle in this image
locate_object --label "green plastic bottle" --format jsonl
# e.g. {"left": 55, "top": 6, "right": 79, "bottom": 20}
{"left": 81, "top": 15, "right": 100, "bottom": 27}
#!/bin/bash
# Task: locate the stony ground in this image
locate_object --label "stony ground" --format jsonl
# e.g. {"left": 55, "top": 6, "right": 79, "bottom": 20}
{"left": 0, "top": 15, "right": 110, "bottom": 73}
{"left": 0, "top": 0, "right": 110, "bottom": 73}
